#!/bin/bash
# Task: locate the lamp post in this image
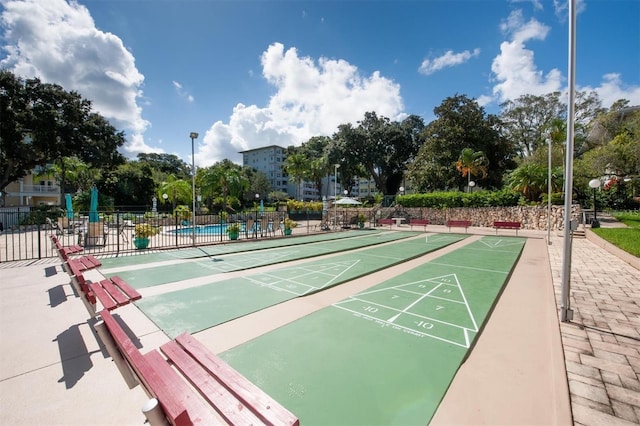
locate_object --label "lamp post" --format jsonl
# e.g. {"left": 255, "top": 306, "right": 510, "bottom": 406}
{"left": 399, "top": 186, "right": 404, "bottom": 195}
{"left": 468, "top": 181, "right": 475, "bottom": 193}
{"left": 189, "top": 132, "right": 198, "bottom": 246}
{"left": 547, "top": 135, "right": 552, "bottom": 245}
{"left": 589, "top": 179, "right": 601, "bottom": 228}
{"left": 334, "top": 164, "right": 340, "bottom": 227}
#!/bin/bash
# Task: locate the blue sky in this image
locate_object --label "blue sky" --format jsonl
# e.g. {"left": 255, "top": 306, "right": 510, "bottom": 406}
{"left": 1, "top": 0, "right": 639, "bottom": 167}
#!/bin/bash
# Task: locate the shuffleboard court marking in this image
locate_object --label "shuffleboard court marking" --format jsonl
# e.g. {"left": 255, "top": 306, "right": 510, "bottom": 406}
{"left": 427, "top": 262, "right": 512, "bottom": 274}
{"left": 242, "top": 259, "right": 362, "bottom": 296}
{"left": 478, "top": 238, "right": 524, "bottom": 249}
{"left": 333, "top": 273, "right": 478, "bottom": 348}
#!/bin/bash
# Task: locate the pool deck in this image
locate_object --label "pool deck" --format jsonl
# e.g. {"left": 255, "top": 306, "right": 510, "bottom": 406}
{"left": 0, "top": 221, "right": 638, "bottom": 425}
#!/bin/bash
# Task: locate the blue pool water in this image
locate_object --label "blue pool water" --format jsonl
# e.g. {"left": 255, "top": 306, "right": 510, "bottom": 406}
{"left": 170, "top": 224, "right": 235, "bottom": 235}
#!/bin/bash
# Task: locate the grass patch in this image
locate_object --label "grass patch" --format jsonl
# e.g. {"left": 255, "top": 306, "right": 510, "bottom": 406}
{"left": 591, "top": 228, "right": 640, "bottom": 257}
{"left": 612, "top": 211, "right": 640, "bottom": 228}
{"left": 591, "top": 211, "right": 640, "bottom": 258}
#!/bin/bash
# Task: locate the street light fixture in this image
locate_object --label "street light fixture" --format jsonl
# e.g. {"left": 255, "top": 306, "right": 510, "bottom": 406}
{"left": 334, "top": 164, "right": 340, "bottom": 227}
{"left": 589, "top": 179, "right": 601, "bottom": 228}
{"left": 189, "top": 132, "right": 198, "bottom": 246}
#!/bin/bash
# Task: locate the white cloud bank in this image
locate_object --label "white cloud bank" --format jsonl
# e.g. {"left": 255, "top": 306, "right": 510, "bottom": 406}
{"left": 198, "top": 42, "right": 404, "bottom": 166}
{"left": 488, "top": 10, "right": 640, "bottom": 108}
{"left": 0, "top": 0, "right": 157, "bottom": 153}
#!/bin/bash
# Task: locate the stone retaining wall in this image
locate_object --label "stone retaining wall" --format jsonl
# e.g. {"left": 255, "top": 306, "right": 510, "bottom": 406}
{"left": 372, "top": 205, "right": 582, "bottom": 231}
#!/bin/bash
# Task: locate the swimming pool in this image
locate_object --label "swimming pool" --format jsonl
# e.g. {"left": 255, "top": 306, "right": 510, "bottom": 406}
{"left": 169, "top": 224, "right": 237, "bottom": 235}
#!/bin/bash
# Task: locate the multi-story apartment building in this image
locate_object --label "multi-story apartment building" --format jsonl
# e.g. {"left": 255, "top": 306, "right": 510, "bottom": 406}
{"left": 240, "top": 145, "right": 290, "bottom": 196}
{"left": 2, "top": 173, "right": 60, "bottom": 207}
{"left": 240, "top": 145, "right": 344, "bottom": 201}
{"left": 239, "top": 144, "right": 392, "bottom": 201}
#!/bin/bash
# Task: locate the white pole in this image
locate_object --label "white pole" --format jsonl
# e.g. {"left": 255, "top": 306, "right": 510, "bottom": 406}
{"left": 334, "top": 164, "right": 339, "bottom": 228}
{"left": 560, "top": 0, "right": 577, "bottom": 322}
{"left": 190, "top": 132, "right": 198, "bottom": 247}
{"left": 548, "top": 136, "right": 552, "bottom": 245}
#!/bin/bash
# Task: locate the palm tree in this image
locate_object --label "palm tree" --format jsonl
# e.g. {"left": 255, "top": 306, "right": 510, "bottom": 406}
{"left": 199, "top": 161, "right": 248, "bottom": 212}
{"left": 507, "top": 164, "right": 547, "bottom": 201}
{"left": 158, "top": 174, "right": 191, "bottom": 212}
{"left": 283, "top": 153, "right": 308, "bottom": 200}
{"left": 455, "top": 148, "right": 488, "bottom": 192}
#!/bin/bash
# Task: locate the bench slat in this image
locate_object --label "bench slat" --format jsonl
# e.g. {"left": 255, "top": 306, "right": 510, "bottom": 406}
{"left": 161, "top": 341, "right": 262, "bottom": 425}
{"left": 493, "top": 221, "right": 521, "bottom": 235}
{"left": 175, "top": 333, "right": 299, "bottom": 426}
{"left": 89, "top": 282, "right": 118, "bottom": 311}
{"left": 79, "top": 255, "right": 102, "bottom": 269}
{"left": 409, "top": 219, "right": 429, "bottom": 230}
{"left": 110, "top": 276, "right": 142, "bottom": 301}
{"left": 99, "top": 310, "right": 209, "bottom": 426}
{"left": 145, "top": 350, "right": 223, "bottom": 426}
{"left": 99, "top": 279, "right": 130, "bottom": 306}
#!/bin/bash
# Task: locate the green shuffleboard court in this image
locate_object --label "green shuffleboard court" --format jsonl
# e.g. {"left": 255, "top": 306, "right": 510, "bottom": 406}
{"left": 98, "top": 230, "right": 383, "bottom": 269}
{"left": 104, "top": 231, "right": 421, "bottom": 289}
{"left": 220, "top": 236, "right": 526, "bottom": 425}
{"left": 135, "top": 234, "right": 467, "bottom": 338}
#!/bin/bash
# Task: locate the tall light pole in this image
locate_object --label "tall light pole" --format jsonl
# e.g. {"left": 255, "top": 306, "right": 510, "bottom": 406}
{"left": 190, "top": 132, "right": 198, "bottom": 246}
{"left": 334, "top": 164, "right": 340, "bottom": 227}
{"left": 547, "top": 135, "right": 552, "bottom": 245}
{"left": 560, "top": 0, "right": 577, "bottom": 323}
{"left": 589, "top": 179, "right": 601, "bottom": 228}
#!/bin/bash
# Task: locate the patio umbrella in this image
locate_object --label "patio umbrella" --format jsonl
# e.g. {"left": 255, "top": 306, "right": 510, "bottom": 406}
{"left": 65, "top": 193, "right": 73, "bottom": 219}
{"left": 334, "top": 197, "right": 362, "bottom": 205}
{"left": 259, "top": 199, "right": 264, "bottom": 215}
{"left": 89, "top": 187, "right": 99, "bottom": 223}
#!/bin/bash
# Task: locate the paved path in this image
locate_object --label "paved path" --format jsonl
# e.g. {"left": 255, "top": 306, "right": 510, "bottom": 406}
{"left": 548, "top": 225, "right": 640, "bottom": 426}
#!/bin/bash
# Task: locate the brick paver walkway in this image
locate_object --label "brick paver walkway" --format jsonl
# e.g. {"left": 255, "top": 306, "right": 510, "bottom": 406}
{"left": 548, "top": 235, "right": 640, "bottom": 425}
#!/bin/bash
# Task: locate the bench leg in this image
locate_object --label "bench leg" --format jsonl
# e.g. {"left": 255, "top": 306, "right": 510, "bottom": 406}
{"left": 94, "top": 319, "right": 138, "bottom": 389}
{"left": 142, "top": 398, "right": 170, "bottom": 426}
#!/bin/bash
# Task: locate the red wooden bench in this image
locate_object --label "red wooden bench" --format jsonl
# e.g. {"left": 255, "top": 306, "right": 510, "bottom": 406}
{"left": 50, "top": 234, "right": 83, "bottom": 255}
{"left": 493, "top": 221, "right": 521, "bottom": 235}
{"left": 94, "top": 309, "right": 299, "bottom": 426}
{"left": 377, "top": 218, "right": 393, "bottom": 229}
{"left": 51, "top": 234, "right": 103, "bottom": 273}
{"left": 409, "top": 218, "right": 429, "bottom": 231}
{"left": 446, "top": 219, "right": 472, "bottom": 232}
{"left": 67, "top": 261, "right": 141, "bottom": 315}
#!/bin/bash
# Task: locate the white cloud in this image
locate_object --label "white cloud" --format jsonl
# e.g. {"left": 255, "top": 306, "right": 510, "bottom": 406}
{"left": 172, "top": 80, "right": 194, "bottom": 103}
{"left": 0, "top": 0, "right": 155, "bottom": 154}
{"left": 418, "top": 48, "right": 481, "bottom": 76}
{"left": 509, "top": 0, "right": 543, "bottom": 11}
{"left": 490, "top": 10, "right": 563, "bottom": 103}
{"left": 580, "top": 73, "right": 640, "bottom": 109}
{"left": 553, "top": 0, "right": 586, "bottom": 20}
{"left": 197, "top": 42, "right": 404, "bottom": 166}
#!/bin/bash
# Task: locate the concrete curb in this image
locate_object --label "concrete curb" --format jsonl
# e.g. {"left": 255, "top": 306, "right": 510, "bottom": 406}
{"left": 585, "top": 229, "right": 640, "bottom": 271}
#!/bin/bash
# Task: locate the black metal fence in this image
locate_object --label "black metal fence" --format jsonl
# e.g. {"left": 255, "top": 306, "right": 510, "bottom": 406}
{"left": 0, "top": 208, "right": 333, "bottom": 263}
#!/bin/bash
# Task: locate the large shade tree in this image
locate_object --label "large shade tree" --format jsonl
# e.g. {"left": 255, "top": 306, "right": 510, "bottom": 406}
{"left": 0, "top": 70, "right": 125, "bottom": 205}
{"left": 409, "top": 95, "right": 516, "bottom": 191}
{"left": 331, "top": 112, "right": 425, "bottom": 196}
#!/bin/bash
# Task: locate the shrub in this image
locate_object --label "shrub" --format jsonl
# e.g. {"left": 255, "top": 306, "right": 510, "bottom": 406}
{"left": 134, "top": 223, "right": 159, "bottom": 238}
{"left": 284, "top": 218, "right": 298, "bottom": 229}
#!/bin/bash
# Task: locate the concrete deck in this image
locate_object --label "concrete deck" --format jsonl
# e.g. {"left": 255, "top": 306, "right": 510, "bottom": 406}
{"left": 0, "top": 221, "right": 638, "bottom": 425}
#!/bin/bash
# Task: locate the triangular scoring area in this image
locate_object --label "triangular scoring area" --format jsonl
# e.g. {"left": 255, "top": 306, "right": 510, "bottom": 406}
{"left": 333, "top": 274, "right": 479, "bottom": 348}
{"left": 245, "top": 260, "right": 361, "bottom": 295}
{"left": 479, "top": 238, "right": 523, "bottom": 248}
